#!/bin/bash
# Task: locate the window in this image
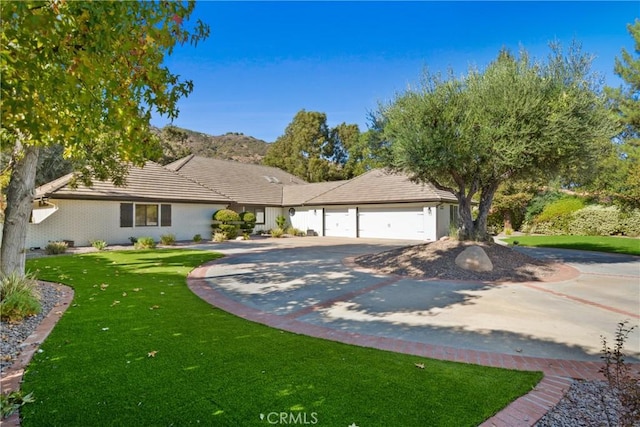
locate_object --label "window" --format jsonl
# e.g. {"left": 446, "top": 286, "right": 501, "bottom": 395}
{"left": 449, "top": 204, "right": 459, "bottom": 227}
{"left": 120, "top": 203, "right": 171, "bottom": 228}
{"left": 135, "top": 204, "right": 158, "bottom": 227}
{"left": 120, "top": 203, "right": 133, "bottom": 227}
{"left": 161, "top": 204, "right": 171, "bottom": 227}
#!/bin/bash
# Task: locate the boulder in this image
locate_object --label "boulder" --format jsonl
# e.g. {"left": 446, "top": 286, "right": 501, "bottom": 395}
{"left": 455, "top": 245, "right": 493, "bottom": 272}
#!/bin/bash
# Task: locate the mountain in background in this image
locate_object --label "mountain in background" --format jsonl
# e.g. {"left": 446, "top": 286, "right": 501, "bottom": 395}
{"left": 154, "top": 125, "right": 270, "bottom": 165}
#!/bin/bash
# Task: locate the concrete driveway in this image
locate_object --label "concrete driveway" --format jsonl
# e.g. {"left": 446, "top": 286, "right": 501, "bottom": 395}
{"left": 190, "top": 237, "right": 640, "bottom": 363}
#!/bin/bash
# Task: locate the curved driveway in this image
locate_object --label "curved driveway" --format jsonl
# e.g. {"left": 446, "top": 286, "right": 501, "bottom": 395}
{"left": 189, "top": 237, "right": 639, "bottom": 365}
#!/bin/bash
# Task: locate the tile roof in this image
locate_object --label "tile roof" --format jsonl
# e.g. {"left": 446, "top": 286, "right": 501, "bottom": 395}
{"left": 35, "top": 161, "right": 231, "bottom": 204}
{"left": 282, "top": 180, "right": 348, "bottom": 206}
{"left": 166, "top": 155, "right": 307, "bottom": 205}
{"left": 302, "top": 169, "right": 458, "bottom": 205}
{"left": 35, "top": 155, "right": 457, "bottom": 208}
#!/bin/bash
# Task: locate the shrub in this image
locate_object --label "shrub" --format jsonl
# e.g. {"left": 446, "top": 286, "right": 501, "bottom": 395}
{"left": 569, "top": 205, "right": 623, "bottom": 236}
{"left": 160, "top": 234, "right": 176, "bottom": 246}
{"left": 212, "top": 231, "right": 227, "bottom": 242}
{"left": 239, "top": 211, "right": 257, "bottom": 234}
{"left": 212, "top": 209, "right": 241, "bottom": 240}
{"left": 0, "top": 390, "right": 35, "bottom": 419}
{"left": 270, "top": 227, "right": 285, "bottom": 238}
{"left": 619, "top": 210, "right": 640, "bottom": 237}
{"left": 275, "top": 214, "right": 287, "bottom": 229}
{"left": 134, "top": 237, "right": 156, "bottom": 249}
{"left": 90, "top": 240, "right": 108, "bottom": 251}
{"left": 0, "top": 272, "right": 41, "bottom": 322}
{"left": 192, "top": 234, "right": 202, "bottom": 243}
{"left": 285, "top": 226, "right": 304, "bottom": 236}
{"left": 531, "top": 196, "right": 585, "bottom": 235}
{"left": 129, "top": 236, "right": 138, "bottom": 244}
{"left": 524, "top": 190, "right": 563, "bottom": 223}
{"left": 599, "top": 321, "right": 640, "bottom": 427}
{"left": 44, "top": 241, "right": 67, "bottom": 255}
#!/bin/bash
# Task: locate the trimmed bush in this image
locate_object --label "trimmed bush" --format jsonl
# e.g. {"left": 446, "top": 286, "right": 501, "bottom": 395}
{"left": 44, "top": 241, "right": 68, "bottom": 255}
{"left": 239, "top": 211, "right": 256, "bottom": 234}
{"left": 212, "top": 209, "right": 241, "bottom": 240}
{"left": 0, "top": 273, "right": 41, "bottom": 322}
{"left": 193, "top": 234, "right": 202, "bottom": 243}
{"left": 619, "top": 210, "right": 640, "bottom": 237}
{"left": 134, "top": 237, "right": 156, "bottom": 249}
{"left": 160, "top": 234, "right": 176, "bottom": 246}
{"left": 569, "top": 205, "right": 623, "bottom": 236}
{"left": 531, "top": 197, "right": 585, "bottom": 235}
{"left": 275, "top": 215, "right": 287, "bottom": 229}
{"left": 524, "top": 191, "right": 563, "bottom": 223}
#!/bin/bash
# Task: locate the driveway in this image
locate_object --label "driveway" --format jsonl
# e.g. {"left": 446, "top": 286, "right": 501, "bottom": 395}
{"left": 190, "top": 237, "right": 640, "bottom": 363}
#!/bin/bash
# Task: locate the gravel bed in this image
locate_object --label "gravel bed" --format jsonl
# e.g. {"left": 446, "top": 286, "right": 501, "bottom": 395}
{"left": 536, "top": 379, "right": 636, "bottom": 427}
{"left": 0, "top": 282, "right": 63, "bottom": 373}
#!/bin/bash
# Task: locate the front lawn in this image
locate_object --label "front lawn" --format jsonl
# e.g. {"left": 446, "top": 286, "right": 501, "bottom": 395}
{"left": 22, "top": 249, "right": 541, "bottom": 426}
{"left": 502, "top": 235, "right": 640, "bottom": 256}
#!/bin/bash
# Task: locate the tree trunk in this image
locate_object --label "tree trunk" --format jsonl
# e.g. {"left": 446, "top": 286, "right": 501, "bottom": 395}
{"left": 455, "top": 183, "right": 499, "bottom": 242}
{"left": 473, "top": 184, "right": 499, "bottom": 242}
{"left": 1, "top": 144, "right": 39, "bottom": 276}
{"left": 503, "top": 211, "right": 512, "bottom": 232}
{"left": 457, "top": 194, "right": 476, "bottom": 241}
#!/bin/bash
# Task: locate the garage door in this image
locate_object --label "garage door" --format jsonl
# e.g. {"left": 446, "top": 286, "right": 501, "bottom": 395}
{"left": 358, "top": 207, "right": 425, "bottom": 240}
{"left": 324, "top": 209, "right": 353, "bottom": 237}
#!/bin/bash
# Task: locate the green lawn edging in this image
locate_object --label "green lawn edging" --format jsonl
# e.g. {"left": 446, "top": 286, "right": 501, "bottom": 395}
{"left": 502, "top": 235, "right": 640, "bottom": 256}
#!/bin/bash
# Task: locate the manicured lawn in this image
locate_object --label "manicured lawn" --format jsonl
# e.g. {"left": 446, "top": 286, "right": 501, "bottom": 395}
{"left": 22, "top": 249, "right": 541, "bottom": 426}
{"left": 502, "top": 235, "right": 640, "bottom": 256}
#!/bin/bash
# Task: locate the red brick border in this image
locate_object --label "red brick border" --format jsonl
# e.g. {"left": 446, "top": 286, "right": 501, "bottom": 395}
{"left": 0, "top": 282, "right": 74, "bottom": 427}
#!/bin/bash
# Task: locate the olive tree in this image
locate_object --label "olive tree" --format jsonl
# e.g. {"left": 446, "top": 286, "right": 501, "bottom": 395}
{"left": 1, "top": 0, "right": 209, "bottom": 275}
{"left": 381, "top": 45, "right": 616, "bottom": 241}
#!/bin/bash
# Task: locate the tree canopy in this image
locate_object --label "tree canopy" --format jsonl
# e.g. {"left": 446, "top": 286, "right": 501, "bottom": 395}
{"left": 1, "top": 0, "right": 209, "bottom": 275}
{"left": 263, "top": 110, "right": 359, "bottom": 182}
{"left": 381, "top": 44, "right": 616, "bottom": 241}
{"left": 602, "top": 20, "right": 640, "bottom": 209}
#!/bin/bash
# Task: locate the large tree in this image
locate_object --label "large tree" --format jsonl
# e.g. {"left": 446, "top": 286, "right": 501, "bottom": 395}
{"left": 263, "top": 110, "right": 359, "bottom": 182}
{"left": 1, "top": 0, "right": 209, "bottom": 275}
{"left": 602, "top": 20, "right": 640, "bottom": 209}
{"left": 381, "top": 45, "right": 616, "bottom": 241}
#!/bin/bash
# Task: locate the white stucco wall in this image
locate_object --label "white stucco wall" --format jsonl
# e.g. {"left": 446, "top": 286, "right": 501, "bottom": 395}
{"left": 25, "top": 199, "right": 225, "bottom": 248}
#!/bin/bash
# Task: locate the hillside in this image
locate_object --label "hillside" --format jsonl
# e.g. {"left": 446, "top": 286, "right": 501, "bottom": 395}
{"left": 154, "top": 125, "right": 269, "bottom": 165}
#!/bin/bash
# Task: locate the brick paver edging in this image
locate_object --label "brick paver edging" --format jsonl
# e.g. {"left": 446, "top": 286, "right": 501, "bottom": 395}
{"left": 1, "top": 282, "right": 74, "bottom": 427}
{"left": 187, "top": 261, "right": 640, "bottom": 427}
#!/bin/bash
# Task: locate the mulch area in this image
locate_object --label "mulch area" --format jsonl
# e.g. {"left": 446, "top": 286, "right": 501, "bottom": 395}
{"left": 354, "top": 239, "right": 561, "bottom": 282}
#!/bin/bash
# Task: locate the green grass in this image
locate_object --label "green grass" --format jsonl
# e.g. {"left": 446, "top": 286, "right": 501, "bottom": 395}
{"left": 22, "top": 249, "right": 542, "bottom": 426}
{"left": 503, "top": 235, "right": 640, "bottom": 256}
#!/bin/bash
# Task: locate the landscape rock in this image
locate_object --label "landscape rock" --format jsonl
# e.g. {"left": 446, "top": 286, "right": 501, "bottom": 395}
{"left": 454, "top": 245, "right": 493, "bottom": 272}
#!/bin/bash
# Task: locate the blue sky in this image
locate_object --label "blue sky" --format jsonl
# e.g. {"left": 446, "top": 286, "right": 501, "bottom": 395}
{"left": 151, "top": 1, "right": 639, "bottom": 143}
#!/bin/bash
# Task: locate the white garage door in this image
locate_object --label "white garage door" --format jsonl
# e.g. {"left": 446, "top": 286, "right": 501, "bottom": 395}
{"left": 358, "top": 207, "right": 425, "bottom": 240}
{"left": 324, "top": 209, "right": 352, "bottom": 237}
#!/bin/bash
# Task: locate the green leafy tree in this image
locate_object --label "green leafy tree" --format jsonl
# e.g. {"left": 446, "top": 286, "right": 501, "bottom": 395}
{"left": 381, "top": 45, "right": 616, "bottom": 241}
{"left": 1, "top": 0, "right": 209, "bottom": 275}
{"left": 603, "top": 20, "right": 640, "bottom": 209}
{"left": 343, "top": 113, "right": 392, "bottom": 177}
{"left": 264, "top": 110, "right": 360, "bottom": 182}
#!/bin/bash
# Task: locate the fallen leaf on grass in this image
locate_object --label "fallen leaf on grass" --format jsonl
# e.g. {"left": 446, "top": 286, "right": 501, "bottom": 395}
{"left": 122, "top": 292, "right": 127, "bottom": 297}
{"left": 147, "top": 351, "right": 158, "bottom": 358}
{"left": 110, "top": 301, "right": 120, "bottom": 307}
{"left": 100, "top": 283, "right": 109, "bottom": 291}
{"left": 149, "top": 305, "right": 160, "bottom": 310}
{"left": 414, "top": 363, "right": 425, "bottom": 369}
{"left": 132, "top": 288, "right": 142, "bottom": 292}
